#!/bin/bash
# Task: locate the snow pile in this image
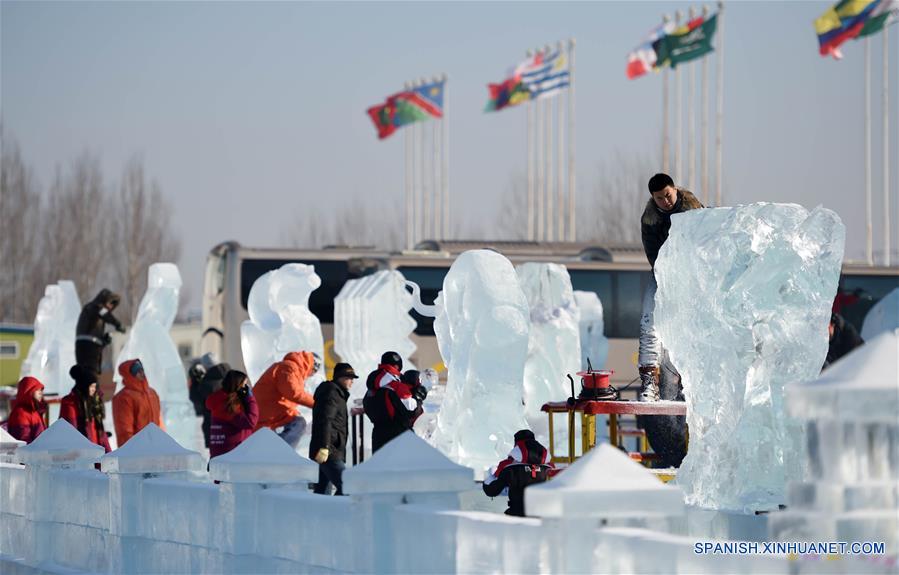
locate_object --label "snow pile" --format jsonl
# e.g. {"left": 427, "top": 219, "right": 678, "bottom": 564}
{"left": 241, "top": 264, "right": 324, "bottom": 387}
{"left": 19, "top": 280, "right": 80, "bottom": 396}
{"left": 209, "top": 427, "right": 318, "bottom": 483}
{"left": 429, "top": 250, "right": 530, "bottom": 473}
{"left": 655, "top": 203, "right": 845, "bottom": 512}
{"left": 333, "top": 270, "right": 417, "bottom": 400}
{"left": 15, "top": 419, "right": 104, "bottom": 466}
{"left": 574, "top": 290, "right": 609, "bottom": 370}
{"left": 115, "top": 263, "right": 199, "bottom": 450}
{"left": 861, "top": 287, "right": 899, "bottom": 341}
{"left": 100, "top": 423, "right": 204, "bottom": 473}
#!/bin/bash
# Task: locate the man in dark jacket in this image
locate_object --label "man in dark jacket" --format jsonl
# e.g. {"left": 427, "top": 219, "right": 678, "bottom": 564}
{"left": 310, "top": 362, "right": 357, "bottom": 495}
{"left": 75, "top": 289, "right": 126, "bottom": 373}
{"left": 638, "top": 173, "right": 703, "bottom": 401}
{"left": 188, "top": 354, "right": 231, "bottom": 449}
{"left": 824, "top": 312, "right": 864, "bottom": 369}
{"left": 369, "top": 369, "right": 427, "bottom": 453}
{"left": 482, "top": 429, "right": 554, "bottom": 517}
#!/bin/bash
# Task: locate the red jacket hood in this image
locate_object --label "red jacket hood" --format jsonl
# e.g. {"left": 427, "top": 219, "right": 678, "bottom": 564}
{"left": 15, "top": 377, "right": 44, "bottom": 411}
{"left": 118, "top": 359, "right": 149, "bottom": 391}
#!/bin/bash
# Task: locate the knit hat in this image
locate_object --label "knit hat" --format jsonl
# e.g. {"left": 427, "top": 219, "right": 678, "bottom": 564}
{"left": 69, "top": 364, "right": 98, "bottom": 394}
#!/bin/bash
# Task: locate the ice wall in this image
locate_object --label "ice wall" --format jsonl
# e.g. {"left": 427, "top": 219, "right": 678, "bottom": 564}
{"left": 574, "top": 291, "right": 609, "bottom": 370}
{"left": 19, "top": 281, "right": 81, "bottom": 396}
{"left": 655, "top": 203, "right": 845, "bottom": 512}
{"left": 430, "top": 250, "right": 530, "bottom": 474}
{"left": 115, "top": 264, "right": 200, "bottom": 450}
{"left": 241, "top": 264, "right": 324, "bottom": 388}
{"left": 861, "top": 287, "right": 898, "bottom": 342}
{"left": 333, "top": 270, "right": 417, "bottom": 399}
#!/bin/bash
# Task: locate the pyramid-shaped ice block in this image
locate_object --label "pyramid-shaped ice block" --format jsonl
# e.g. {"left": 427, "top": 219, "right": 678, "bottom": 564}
{"left": 526, "top": 444, "right": 684, "bottom": 518}
{"left": 15, "top": 419, "right": 104, "bottom": 465}
{"left": 0, "top": 426, "right": 25, "bottom": 452}
{"left": 209, "top": 427, "right": 319, "bottom": 483}
{"left": 787, "top": 329, "right": 898, "bottom": 423}
{"left": 100, "top": 423, "right": 204, "bottom": 473}
{"left": 343, "top": 431, "right": 474, "bottom": 494}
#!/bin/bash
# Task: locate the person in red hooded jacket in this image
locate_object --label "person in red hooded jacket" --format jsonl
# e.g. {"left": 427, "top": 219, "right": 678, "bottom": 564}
{"left": 253, "top": 351, "right": 318, "bottom": 448}
{"left": 113, "top": 359, "right": 164, "bottom": 446}
{"left": 7, "top": 376, "right": 47, "bottom": 443}
{"left": 207, "top": 370, "right": 259, "bottom": 457}
{"left": 60, "top": 365, "right": 111, "bottom": 452}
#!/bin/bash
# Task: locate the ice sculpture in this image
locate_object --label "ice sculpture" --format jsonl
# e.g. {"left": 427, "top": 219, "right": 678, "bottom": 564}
{"left": 861, "top": 287, "right": 898, "bottom": 342}
{"left": 655, "top": 203, "right": 845, "bottom": 512}
{"left": 516, "top": 263, "right": 581, "bottom": 431}
{"left": 333, "top": 270, "right": 417, "bottom": 399}
{"left": 19, "top": 281, "right": 81, "bottom": 396}
{"left": 241, "top": 263, "right": 324, "bottom": 387}
{"left": 573, "top": 290, "right": 608, "bottom": 370}
{"left": 115, "top": 264, "right": 199, "bottom": 450}
{"left": 428, "top": 250, "right": 530, "bottom": 474}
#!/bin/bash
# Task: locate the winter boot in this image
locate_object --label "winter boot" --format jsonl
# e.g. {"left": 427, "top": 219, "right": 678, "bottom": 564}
{"left": 638, "top": 366, "right": 661, "bottom": 402}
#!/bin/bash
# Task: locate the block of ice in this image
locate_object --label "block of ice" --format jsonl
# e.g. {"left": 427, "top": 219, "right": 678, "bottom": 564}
{"left": 574, "top": 291, "right": 609, "bottom": 370}
{"left": 0, "top": 427, "right": 24, "bottom": 453}
{"left": 333, "top": 270, "right": 417, "bottom": 400}
{"left": 344, "top": 431, "right": 474, "bottom": 494}
{"left": 429, "top": 250, "right": 530, "bottom": 473}
{"left": 115, "top": 264, "right": 200, "bottom": 450}
{"left": 100, "top": 423, "right": 204, "bottom": 474}
{"left": 241, "top": 263, "right": 324, "bottom": 388}
{"left": 15, "top": 419, "right": 104, "bottom": 466}
{"left": 209, "top": 427, "right": 318, "bottom": 483}
{"left": 654, "top": 203, "right": 845, "bottom": 512}
{"left": 526, "top": 443, "right": 684, "bottom": 519}
{"left": 861, "top": 288, "right": 899, "bottom": 342}
{"left": 517, "top": 263, "right": 581, "bottom": 426}
{"left": 19, "top": 280, "right": 81, "bottom": 396}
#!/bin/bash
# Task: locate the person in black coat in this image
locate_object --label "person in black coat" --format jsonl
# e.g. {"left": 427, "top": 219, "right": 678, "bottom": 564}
{"left": 310, "top": 363, "right": 357, "bottom": 495}
{"left": 369, "top": 369, "right": 427, "bottom": 453}
{"left": 824, "top": 312, "right": 864, "bottom": 369}
{"left": 188, "top": 355, "right": 231, "bottom": 449}
{"left": 75, "top": 289, "right": 126, "bottom": 373}
{"left": 482, "top": 430, "right": 554, "bottom": 517}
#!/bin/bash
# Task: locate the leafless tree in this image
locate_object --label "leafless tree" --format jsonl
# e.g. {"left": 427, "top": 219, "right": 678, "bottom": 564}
{"left": 283, "top": 196, "right": 403, "bottom": 250}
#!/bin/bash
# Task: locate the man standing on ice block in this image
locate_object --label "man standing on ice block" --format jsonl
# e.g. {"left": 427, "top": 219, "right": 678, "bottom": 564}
{"left": 638, "top": 173, "right": 703, "bottom": 401}
{"left": 75, "top": 288, "right": 126, "bottom": 373}
{"left": 310, "top": 362, "right": 357, "bottom": 495}
{"left": 253, "top": 351, "right": 319, "bottom": 448}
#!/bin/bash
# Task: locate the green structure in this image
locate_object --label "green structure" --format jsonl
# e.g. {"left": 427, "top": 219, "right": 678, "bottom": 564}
{"left": 0, "top": 324, "right": 34, "bottom": 388}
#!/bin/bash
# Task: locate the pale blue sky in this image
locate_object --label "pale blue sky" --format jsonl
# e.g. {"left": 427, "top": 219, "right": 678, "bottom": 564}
{"left": 2, "top": 1, "right": 897, "bottom": 310}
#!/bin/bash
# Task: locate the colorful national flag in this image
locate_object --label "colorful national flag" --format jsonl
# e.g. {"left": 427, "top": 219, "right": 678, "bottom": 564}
{"left": 519, "top": 49, "right": 570, "bottom": 100}
{"left": 485, "top": 54, "right": 539, "bottom": 112}
{"left": 858, "top": 0, "right": 899, "bottom": 38}
{"left": 367, "top": 80, "right": 445, "bottom": 140}
{"left": 626, "top": 21, "right": 676, "bottom": 79}
{"left": 653, "top": 14, "right": 718, "bottom": 69}
{"left": 814, "top": 0, "right": 881, "bottom": 59}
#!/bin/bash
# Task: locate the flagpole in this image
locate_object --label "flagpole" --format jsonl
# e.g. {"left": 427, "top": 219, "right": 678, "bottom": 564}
{"left": 544, "top": 45, "right": 554, "bottom": 242}
{"left": 675, "top": 10, "right": 683, "bottom": 184}
{"left": 701, "top": 5, "right": 710, "bottom": 205}
{"left": 688, "top": 7, "right": 697, "bottom": 193}
{"left": 865, "top": 38, "right": 873, "bottom": 265}
{"left": 414, "top": 79, "right": 424, "bottom": 246}
{"left": 567, "top": 37, "right": 576, "bottom": 242}
{"left": 883, "top": 27, "right": 891, "bottom": 266}
{"left": 557, "top": 41, "right": 565, "bottom": 242}
{"left": 405, "top": 81, "right": 413, "bottom": 250}
{"left": 432, "top": 76, "right": 441, "bottom": 241}
{"left": 442, "top": 73, "right": 450, "bottom": 240}
{"left": 662, "top": 15, "right": 671, "bottom": 174}
{"left": 715, "top": 1, "right": 724, "bottom": 207}
{"left": 536, "top": 47, "right": 545, "bottom": 242}
{"left": 527, "top": 51, "right": 535, "bottom": 241}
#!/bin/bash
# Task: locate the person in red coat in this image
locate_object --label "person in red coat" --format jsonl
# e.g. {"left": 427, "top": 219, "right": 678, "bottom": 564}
{"left": 60, "top": 365, "right": 111, "bottom": 452}
{"left": 206, "top": 370, "right": 259, "bottom": 457}
{"left": 7, "top": 376, "right": 47, "bottom": 443}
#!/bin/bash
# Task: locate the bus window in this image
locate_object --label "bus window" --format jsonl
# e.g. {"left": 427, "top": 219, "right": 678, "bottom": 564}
{"left": 569, "top": 269, "right": 652, "bottom": 339}
{"left": 835, "top": 274, "right": 899, "bottom": 333}
{"left": 396, "top": 266, "right": 449, "bottom": 336}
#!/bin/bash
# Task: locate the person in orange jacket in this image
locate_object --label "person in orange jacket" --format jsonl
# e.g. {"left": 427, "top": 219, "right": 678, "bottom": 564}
{"left": 113, "top": 359, "right": 164, "bottom": 446}
{"left": 253, "top": 351, "right": 320, "bottom": 448}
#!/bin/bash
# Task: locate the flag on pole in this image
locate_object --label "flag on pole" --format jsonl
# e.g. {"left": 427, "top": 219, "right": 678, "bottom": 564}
{"left": 485, "top": 53, "right": 538, "bottom": 112}
{"left": 654, "top": 14, "right": 718, "bottom": 69}
{"left": 520, "top": 49, "right": 570, "bottom": 100}
{"left": 858, "top": 0, "right": 899, "bottom": 37}
{"left": 626, "top": 21, "right": 676, "bottom": 79}
{"left": 367, "top": 80, "right": 445, "bottom": 139}
{"left": 814, "top": 0, "right": 880, "bottom": 59}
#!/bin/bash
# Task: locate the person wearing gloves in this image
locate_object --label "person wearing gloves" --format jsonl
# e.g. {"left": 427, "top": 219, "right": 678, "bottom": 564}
{"left": 253, "top": 351, "right": 320, "bottom": 448}
{"left": 369, "top": 368, "right": 428, "bottom": 453}
{"left": 309, "top": 362, "right": 357, "bottom": 495}
{"left": 206, "top": 370, "right": 259, "bottom": 457}
{"left": 7, "top": 376, "right": 48, "bottom": 443}
{"left": 482, "top": 429, "right": 554, "bottom": 517}
{"left": 60, "top": 365, "right": 111, "bottom": 452}
{"left": 113, "top": 359, "right": 164, "bottom": 446}
{"left": 75, "top": 289, "right": 126, "bottom": 373}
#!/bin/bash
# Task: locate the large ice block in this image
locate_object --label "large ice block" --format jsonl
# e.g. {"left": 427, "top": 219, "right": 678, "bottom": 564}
{"left": 19, "top": 281, "right": 81, "bottom": 396}
{"left": 574, "top": 290, "right": 609, "bottom": 370}
{"left": 517, "top": 263, "right": 581, "bottom": 422}
{"left": 100, "top": 423, "right": 204, "bottom": 474}
{"left": 654, "top": 203, "right": 845, "bottom": 512}
{"left": 115, "top": 264, "right": 200, "bottom": 450}
{"left": 15, "top": 419, "right": 104, "bottom": 466}
{"left": 333, "top": 270, "right": 417, "bottom": 400}
{"left": 861, "top": 288, "right": 899, "bottom": 342}
{"left": 430, "top": 250, "right": 531, "bottom": 473}
{"left": 209, "top": 427, "right": 318, "bottom": 483}
{"left": 241, "top": 263, "right": 324, "bottom": 387}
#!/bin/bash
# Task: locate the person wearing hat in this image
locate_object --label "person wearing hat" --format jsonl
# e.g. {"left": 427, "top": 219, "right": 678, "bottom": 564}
{"left": 369, "top": 369, "right": 427, "bottom": 453}
{"left": 75, "top": 288, "right": 126, "bottom": 373}
{"left": 60, "top": 365, "right": 111, "bottom": 452}
{"left": 483, "top": 429, "right": 554, "bottom": 517}
{"left": 113, "top": 359, "right": 164, "bottom": 447}
{"left": 309, "top": 363, "right": 357, "bottom": 495}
